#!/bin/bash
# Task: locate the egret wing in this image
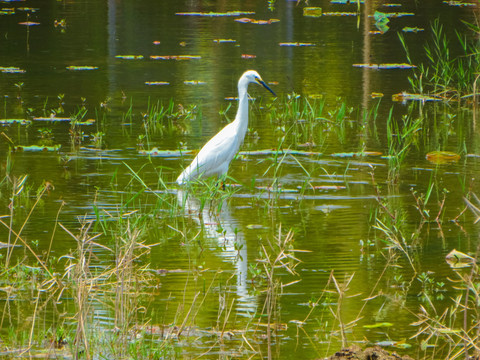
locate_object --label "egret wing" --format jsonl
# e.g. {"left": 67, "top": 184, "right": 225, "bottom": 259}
{"left": 178, "top": 122, "right": 243, "bottom": 182}
{"left": 194, "top": 122, "right": 241, "bottom": 176}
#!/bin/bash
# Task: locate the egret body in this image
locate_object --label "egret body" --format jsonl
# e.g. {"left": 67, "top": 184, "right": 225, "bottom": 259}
{"left": 176, "top": 70, "right": 276, "bottom": 185}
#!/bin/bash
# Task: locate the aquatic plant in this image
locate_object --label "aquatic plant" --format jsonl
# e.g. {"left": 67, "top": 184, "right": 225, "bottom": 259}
{"left": 142, "top": 98, "right": 197, "bottom": 137}
{"left": 386, "top": 108, "right": 422, "bottom": 181}
{"left": 253, "top": 226, "right": 303, "bottom": 358}
{"left": 90, "top": 131, "right": 105, "bottom": 149}
{"left": 69, "top": 106, "right": 88, "bottom": 147}
{"left": 400, "top": 18, "right": 480, "bottom": 98}
{"left": 416, "top": 272, "right": 446, "bottom": 302}
{"left": 411, "top": 247, "right": 480, "bottom": 359}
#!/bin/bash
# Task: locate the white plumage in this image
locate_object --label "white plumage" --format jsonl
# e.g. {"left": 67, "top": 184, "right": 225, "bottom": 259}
{"left": 177, "top": 70, "right": 276, "bottom": 185}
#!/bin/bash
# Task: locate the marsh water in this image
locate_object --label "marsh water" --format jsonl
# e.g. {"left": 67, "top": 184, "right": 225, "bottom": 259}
{"left": 1, "top": 0, "right": 480, "bottom": 359}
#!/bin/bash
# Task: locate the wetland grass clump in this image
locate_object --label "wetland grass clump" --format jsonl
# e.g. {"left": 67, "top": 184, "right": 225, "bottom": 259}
{"left": 0, "top": 168, "right": 176, "bottom": 358}
{"left": 0, "top": 164, "right": 257, "bottom": 358}
{"left": 400, "top": 18, "right": 480, "bottom": 99}
{"left": 250, "top": 226, "right": 305, "bottom": 358}
{"left": 267, "top": 93, "right": 323, "bottom": 147}
{"left": 385, "top": 107, "right": 423, "bottom": 181}
{"left": 410, "top": 247, "right": 480, "bottom": 359}
{"left": 369, "top": 166, "right": 420, "bottom": 272}
{"left": 369, "top": 166, "right": 448, "bottom": 273}
{"left": 142, "top": 98, "right": 198, "bottom": 136}
{"left": 267, "top": 93, "right": 355, "bottom": 149}
{"left": 258, "top": 94, "right": 370, "bottom": 195}
{"left": 58, "top": 215, "right": 172, "bottom": 360}
{"left": 176, "top": 175, "right": 242, "bottom": 214}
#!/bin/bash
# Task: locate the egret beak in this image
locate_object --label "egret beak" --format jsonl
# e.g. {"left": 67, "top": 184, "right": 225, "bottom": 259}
{"left": 257, "top": 78, "right": 277, "bottom": 97}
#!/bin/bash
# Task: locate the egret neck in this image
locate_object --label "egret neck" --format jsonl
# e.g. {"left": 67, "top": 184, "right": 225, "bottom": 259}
{"left": 235, "top": 76, "right": 251, "bottom": 148}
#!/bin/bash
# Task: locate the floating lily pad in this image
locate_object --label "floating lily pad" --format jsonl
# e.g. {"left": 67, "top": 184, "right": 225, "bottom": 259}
{"left": 0, "top": 8, "right": 15, "bottom": 15}
{"left": 184, "top": 80, "right": 206, "bottom": 85}
{"left": 375, "top": 22, "right": 389, "bottom": 33}
{"left": 18, "top": 7, "right": 39, "bottom": 12}
{"left": 396, "top": 12, "right": 415, "bottom": 17}
{"left": 150, "top": 55, "right": 201, "bottom": 60}
{"left": 246, "top": 224, "right": 265, "bottom": 229}
{"left": 0, "top": 119, "right": 31, "bottom": 125}
{"left": 402, "top": 26, "right": 424, "bottom": 33}
{"left": 376, "top": 340, "right": 411, "bottom": 349}
{"left": 75, "top": 119, "right": 95, "bottom": 125}
{"left": 364, "top": 322, "right": 394, "bottom": 329}
{"left": 176, "top": 11, "right": 255, "bottom": 17}
{"left": 311, "top": 185, "right": 346, "bottom": 190}
{"left": 353, "top": 63, "right": 416, "bottom": 69}
{"left": 374, "top": 11, "right": 390, "bottom": 33}
{"left": 443, "top": 0, "right": 476, "bottom": 6}
{"left": 371, "top": 11, "right": 414, "bottom": 18}
{"left": 392, "top": 92, "right": 442, "bottom": 102}
{"left": 234, "top": 17, "right": 280, "bottom": 24}
{"left": 331, "top": 151, "right": 382, "bottom": 158}
{"left": 66, "top": 66, "right": 98, "bottom": 71}
{"left": 445, "top": 249, "right": 476, "bottom": 268}
{"left": 279, "top": 42, "right": 315, "bottom": 46}
{"left": 303, "top": 7, "right": 322, "bottom": 17}
{"left": 323, "top": 12, "right": 358, "bottom": 16}
{"left": 331, "top": 0, "right": 365, "bottom": 3}
{"left": 255, "top": 186, "right": 298, "bottom": 193}
{"left": 0, "top": 66, "right": 25, "bottom": 73}
{"left": 239, "top": 149, "right": 321, "bottom": 156}
{"left": 145, "top": 81, "right": 170, "bottom": 86}
{"left": 14, "top": 144, "right": 61, "bottom": 152}
{"left": 374, "top": 11, "right": 388, "bottom": 21}
{"left": 139, "top": 148, "right": 193, "bottom": 157}
{"left": 18, "top": 21, "right": 40, "bottom": 25}
{"left": 378, "top": 63, "right": 416, "bottom": 69}
{"left": 115, "top": 55, "right": 144, "bottom": 60}
{"left": 33, "top": 117, "right": 71, "bottom": 122}
{"left": 213, "top": 39, "right": 236, "bottom": 43}
{"left": 426, "top": 151, "right": 460, "bottom": 164}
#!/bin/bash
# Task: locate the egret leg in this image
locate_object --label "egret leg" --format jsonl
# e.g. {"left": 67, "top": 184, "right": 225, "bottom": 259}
{"left": 216, "top": 176, "right": 227, "bottom": 190}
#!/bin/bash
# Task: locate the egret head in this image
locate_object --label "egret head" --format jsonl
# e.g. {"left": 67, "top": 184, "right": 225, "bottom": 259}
{"left": 241, "top": 70, "right": 276, "bottom": 97}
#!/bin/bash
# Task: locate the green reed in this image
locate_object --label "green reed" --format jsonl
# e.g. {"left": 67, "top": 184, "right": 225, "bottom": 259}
{"left": 386, "top": 108, "right": 423, "bottom": 181}
{"left": 400, "top": 18, "right": 480, "bottom": 98}
{"left": 142, "top": 98, "right": 198, "bottom": 136}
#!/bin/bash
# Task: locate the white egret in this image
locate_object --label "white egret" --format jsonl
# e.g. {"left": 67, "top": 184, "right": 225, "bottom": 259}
{"left": 176, "top": 70, "right": 276, "bottom": 185}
